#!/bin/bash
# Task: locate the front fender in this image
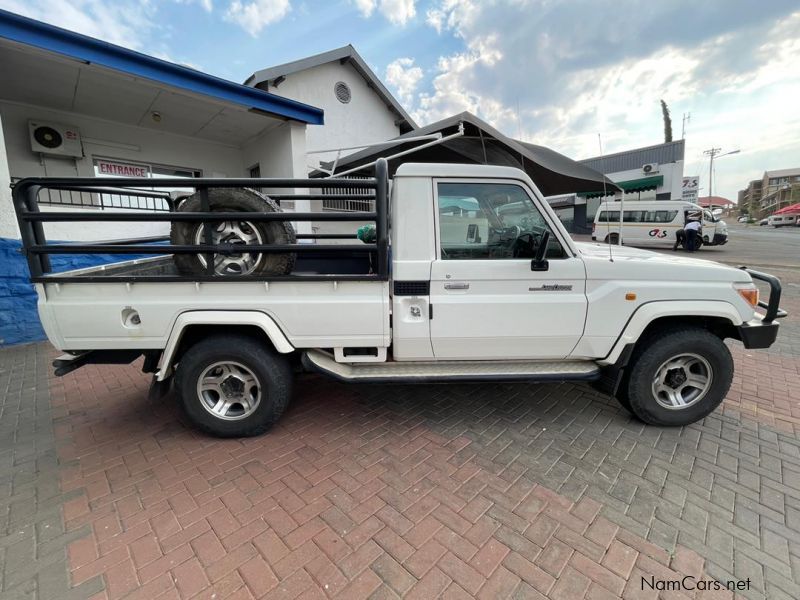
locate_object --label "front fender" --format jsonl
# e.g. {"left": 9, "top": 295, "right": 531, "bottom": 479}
{"left": 598, "top": 300, "right": 743, "bottom": 366}
{"left": 156, "top": 310, "right": 294, "bottom": 380}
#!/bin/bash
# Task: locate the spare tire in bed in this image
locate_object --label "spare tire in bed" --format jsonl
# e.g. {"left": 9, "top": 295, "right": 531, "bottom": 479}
{"left": 170, "top": 188, "right": 296, "bottom": 276}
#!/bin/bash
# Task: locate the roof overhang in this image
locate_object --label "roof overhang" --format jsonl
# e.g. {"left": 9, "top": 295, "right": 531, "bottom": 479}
{"left": 0, "top": 9, "right": 324, "bottom": 126}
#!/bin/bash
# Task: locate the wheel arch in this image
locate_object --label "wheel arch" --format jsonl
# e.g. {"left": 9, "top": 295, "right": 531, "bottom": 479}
{"left": 599, "top": 300, "right": 742, "bottom": 367}
{"left": 156, "top": 311, "right": 294, "bottom": 380}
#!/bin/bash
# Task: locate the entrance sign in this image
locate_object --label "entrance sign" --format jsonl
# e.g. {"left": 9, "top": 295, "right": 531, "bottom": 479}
{"left": 96, "top": 159, "right": 150, "bottom": 178}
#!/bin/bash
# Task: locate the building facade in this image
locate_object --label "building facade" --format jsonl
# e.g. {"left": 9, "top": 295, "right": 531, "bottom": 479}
{"left": 545, "top": 140, "right": 685, "bottom": 233}
{"left": 0, "top": 9, "right": 323, "bottom": 345}
{"left": 738, "top": 168, "right": 800, "bottom": 218}
{"left": 246, "top": 46, "right": 416, "bottom": 171}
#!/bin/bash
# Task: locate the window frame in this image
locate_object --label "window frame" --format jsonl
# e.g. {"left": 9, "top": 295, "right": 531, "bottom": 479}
{"left": 432, "top": 178, "right": 574, "bottom": 262}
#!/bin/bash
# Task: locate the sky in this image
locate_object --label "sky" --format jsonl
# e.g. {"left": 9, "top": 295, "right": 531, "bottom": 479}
{"left": 2, "top": 0, "right": 799, "bottom": 202}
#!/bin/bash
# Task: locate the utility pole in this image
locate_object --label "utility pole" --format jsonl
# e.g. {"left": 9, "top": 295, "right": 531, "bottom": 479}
{"left": 703, "top": 147, "right": 741, "bottom": 200}
{"left": 703, "top": 147, "right": 721, "bottom": 199}
{"left": 682, "top": 112, "right": 691, "bottom": 139}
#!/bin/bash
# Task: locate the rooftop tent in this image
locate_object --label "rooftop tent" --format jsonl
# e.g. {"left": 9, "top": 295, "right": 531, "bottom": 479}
{"left": 314, "top": 112, "right": 620, "bottom": 197}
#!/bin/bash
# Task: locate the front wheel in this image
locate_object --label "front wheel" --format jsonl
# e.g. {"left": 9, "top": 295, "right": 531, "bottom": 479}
{"left": 623, "top": 327, "right": 733, "bottom": 426}
{"left": 175, "top": 335, "right": 293, "bottom": 437}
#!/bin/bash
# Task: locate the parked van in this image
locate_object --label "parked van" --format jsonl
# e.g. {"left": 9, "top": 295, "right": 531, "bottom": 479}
{"left": 768, "top": 214, "right": 798, "bottom": 227}
{"left": 592, "top": 201, "right": 728, "bottom": 247}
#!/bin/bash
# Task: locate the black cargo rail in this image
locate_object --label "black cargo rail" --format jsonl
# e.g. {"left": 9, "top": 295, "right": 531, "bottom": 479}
{"left": 12, "top": 159, "right": 390, "bottom": 283}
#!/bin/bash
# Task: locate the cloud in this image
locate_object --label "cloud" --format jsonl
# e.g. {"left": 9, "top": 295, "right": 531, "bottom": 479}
{"left": 353, "top": 0, "right": 375, "bottom": 18}
{"left": 353, "top": 0, "right": 416, "bottom": 25}
{"left": 379, "top": 0, "right": 415, "bottom": 25}
{"left": 224, "top": 0, "right": 291, "bottom": 36}
{"left": 0, "top": 0, "right": 156, "bottom": 50}
{"left": 408, "top": 0, "right": 800, "bottom": 198}
{"left": 174, "top": 0, "right": 213, "bottom": 12}
{"left": 385, "top": 57, "right": 423, "bottom": 106}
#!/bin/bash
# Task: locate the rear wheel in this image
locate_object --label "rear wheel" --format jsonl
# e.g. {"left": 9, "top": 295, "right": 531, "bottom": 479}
{"left": 604, "top": 233, "right": 621, "bottom": 245}
{"left": 175, "top": 335, "right": 292, "bottom": 437}
{"left": 623, "top": 327, "right": 733, "bottom": 426}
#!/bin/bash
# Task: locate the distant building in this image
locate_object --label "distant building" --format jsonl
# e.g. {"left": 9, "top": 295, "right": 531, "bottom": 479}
{"left": 738, "top": 168, "right": 800, "bottom": 218}
{"left": 737, "top": 179, "right": 762, "bottom": 215}
{"left": 563, "top": 140, "right": 685, "bottom": 232}
{"left": 698, "top": 195, "right": 736, "bottom": 218}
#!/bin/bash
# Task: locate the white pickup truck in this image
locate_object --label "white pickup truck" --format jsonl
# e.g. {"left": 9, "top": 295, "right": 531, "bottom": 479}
{"left": 13, "top": 159, "right": 785, "bottom": 437}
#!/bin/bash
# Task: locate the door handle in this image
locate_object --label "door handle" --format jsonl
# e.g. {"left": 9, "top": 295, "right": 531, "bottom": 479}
{"left": 444, "top": 282, "right": 470, "bottom": 290}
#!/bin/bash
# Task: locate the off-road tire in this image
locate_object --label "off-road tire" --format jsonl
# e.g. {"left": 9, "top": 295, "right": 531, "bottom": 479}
{"left": 175, "top": 335, "right": 292, "bottom": 437}
{"left": 624, "top": 327, "right": 733, "bottom": 426}
{"left": 171, "top": 188, "right": 295, "bottom": 276}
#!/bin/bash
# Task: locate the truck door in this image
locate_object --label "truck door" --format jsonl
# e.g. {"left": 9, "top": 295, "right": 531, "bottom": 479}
{"left": 429, "top": 180, "right": 587, "bottom": 360}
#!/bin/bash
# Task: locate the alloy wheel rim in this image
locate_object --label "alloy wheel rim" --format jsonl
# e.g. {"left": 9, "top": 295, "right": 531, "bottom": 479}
{"left": 196, "top": 361, "right": 261, "bottom": 421}
{"left": 651, "top": 353, "right": 713, "bottom": 410}
{"left": 193, "top": 220, "right": 264, "bottom": 275}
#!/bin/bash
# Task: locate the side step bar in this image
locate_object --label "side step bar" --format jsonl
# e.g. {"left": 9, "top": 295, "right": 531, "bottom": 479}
{"left": 302, "top": 349, "right": 600, "bottom": 384}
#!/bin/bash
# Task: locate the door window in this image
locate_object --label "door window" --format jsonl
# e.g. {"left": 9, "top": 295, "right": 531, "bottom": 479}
{"left": 437, "top": 182, "right": 565, "bottom": 260}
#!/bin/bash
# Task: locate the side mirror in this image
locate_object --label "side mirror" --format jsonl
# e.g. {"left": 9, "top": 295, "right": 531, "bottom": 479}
{"left": 531, "top": 230, "right": 550, "bottom": 272}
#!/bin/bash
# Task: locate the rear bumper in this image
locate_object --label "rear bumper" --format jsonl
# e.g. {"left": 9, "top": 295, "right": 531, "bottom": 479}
{"left": 736, "top": 320, "right": 779, "bottom": 349}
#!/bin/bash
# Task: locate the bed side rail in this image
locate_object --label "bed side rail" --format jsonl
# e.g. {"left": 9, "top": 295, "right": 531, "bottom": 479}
{"left": 12, "top": 159, "right": 390, "bottom": 284}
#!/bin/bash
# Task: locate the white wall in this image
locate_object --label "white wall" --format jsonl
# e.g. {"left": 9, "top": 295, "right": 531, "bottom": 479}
{"left": 1, "top": 100, "right": 302, "bottom": 241}
{"left": 606, "top": 160, "right": 684, "bottom": 200}
{"left": 0, "top": 111, "right": 16, "bottom": 239}
{"left": 264, "top": 62, "right": 401, "bottom": 171}
{"left": 1, "top": 101, "right": 245, "bottom": 181}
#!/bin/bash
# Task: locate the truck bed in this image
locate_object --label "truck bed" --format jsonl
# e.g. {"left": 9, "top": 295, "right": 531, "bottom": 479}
{"left": 38, "top": 253, "right": 389, "bottom": 352}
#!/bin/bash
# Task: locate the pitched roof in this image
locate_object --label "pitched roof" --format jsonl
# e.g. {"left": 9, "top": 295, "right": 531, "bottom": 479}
{"left": 698, "top": 196, "right": 736, "bottom": 207}
{"left": 0, "top": 8, "right": 324, "bottom": 125}
{"left": 579, "top": 140, "right": 685, "bottom": 174}
{"left": 245, "top": 45, "right": 416, "bottom": 132}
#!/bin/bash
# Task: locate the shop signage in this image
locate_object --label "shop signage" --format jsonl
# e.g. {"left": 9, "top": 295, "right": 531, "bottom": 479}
{"left": 682, "top": 176, "right": 699, "bottom": 201}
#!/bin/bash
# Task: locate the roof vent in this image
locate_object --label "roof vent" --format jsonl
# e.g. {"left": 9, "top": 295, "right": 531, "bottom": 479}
{"left": 334, "top": 81, "right": 351, "bottom": 104}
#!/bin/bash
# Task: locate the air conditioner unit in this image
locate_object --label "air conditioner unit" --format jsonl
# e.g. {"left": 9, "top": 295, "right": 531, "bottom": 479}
{"left": 642, "top": 163, "right": 659, "bottom": 174}
{"left": 28, "top": 120, "right": 83, "bottom": 158}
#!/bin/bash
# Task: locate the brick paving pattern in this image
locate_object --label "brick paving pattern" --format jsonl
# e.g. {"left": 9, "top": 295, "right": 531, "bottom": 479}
{"left": 0, "top": 344, "right": 104, "bottom": 599}
{"left": 0, "top": 265, "right": 798, "bottom": 599}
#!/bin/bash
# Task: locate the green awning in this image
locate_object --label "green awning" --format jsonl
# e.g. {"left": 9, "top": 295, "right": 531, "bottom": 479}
{"left": 579, "top": 175, "right": 664, "bottom": 198}
{"left": 617, "top": 175, "right": 664, "bottom": 192}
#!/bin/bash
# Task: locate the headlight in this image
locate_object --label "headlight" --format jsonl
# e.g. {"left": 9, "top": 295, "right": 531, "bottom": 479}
{"left": 734, "top": 283, "right": 759, "bottom": 308}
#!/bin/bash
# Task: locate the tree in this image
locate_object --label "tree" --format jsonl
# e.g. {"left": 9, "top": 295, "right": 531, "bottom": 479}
{"left": 660, "top": 99, "right": 673, "bottom": 143}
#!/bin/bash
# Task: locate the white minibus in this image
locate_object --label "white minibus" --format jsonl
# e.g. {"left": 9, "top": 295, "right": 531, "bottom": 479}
{"left": 592, "top": 201, "right": 728, "bottom": 247}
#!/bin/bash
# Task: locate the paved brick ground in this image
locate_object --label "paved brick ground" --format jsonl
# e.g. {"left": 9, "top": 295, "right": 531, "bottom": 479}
{"left": 0, "top": 340, "right": 796, "bottom": 599}
{"left": 1, "top": 265, "right": 798, "bottom": 599}
{"left": 0, "top": 344, "right": 103, "bottom": 599}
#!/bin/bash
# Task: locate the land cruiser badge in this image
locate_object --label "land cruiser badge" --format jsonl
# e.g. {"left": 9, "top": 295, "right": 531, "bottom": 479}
{"left": 529, "top": 284, "right": 573, "bottom": 292}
